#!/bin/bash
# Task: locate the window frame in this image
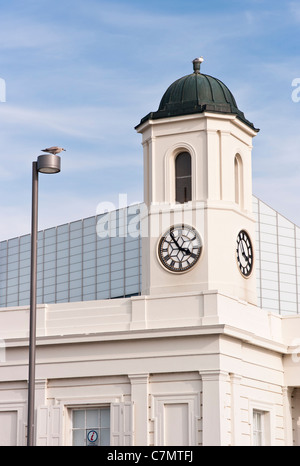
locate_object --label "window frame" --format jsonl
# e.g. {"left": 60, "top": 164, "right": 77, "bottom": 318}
{"left": 249, "top": 400, "right": 275, "bottom": 446}
{"left": 71, "top": 406, "right": 110, "bottom": 446}
{"left": 175, "top": 151, "right": 192, "bottom": 204}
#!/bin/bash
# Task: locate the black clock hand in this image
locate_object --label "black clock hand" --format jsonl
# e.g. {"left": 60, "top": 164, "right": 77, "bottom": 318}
{"left": 240, "top": 241, "right": 249, "bottom": 262}
{"left": 170, "top": 231, "right": 181, "bottom": 249}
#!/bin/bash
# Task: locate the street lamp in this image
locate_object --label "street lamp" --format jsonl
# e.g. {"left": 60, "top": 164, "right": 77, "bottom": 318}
{"left": 27, "top": 153, "right": 61, "bottom": 446}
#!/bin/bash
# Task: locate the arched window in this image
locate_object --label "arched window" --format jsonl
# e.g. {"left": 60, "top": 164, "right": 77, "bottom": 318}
{"left": 234, "top": 154, "right": 243, "bottom": 206}
{"left": 175, "top": 152, "right": 192, "bottom": 203}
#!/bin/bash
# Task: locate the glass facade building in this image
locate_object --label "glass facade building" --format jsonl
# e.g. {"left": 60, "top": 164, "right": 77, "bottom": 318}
{"left": 0, "top": 197, "right": 300, "bottom": 316}
{"left": 253, "top": 196, "right": 300, "bottom": 315}
{"left": 0, "top": 206, "right": 142, "bottom": 307}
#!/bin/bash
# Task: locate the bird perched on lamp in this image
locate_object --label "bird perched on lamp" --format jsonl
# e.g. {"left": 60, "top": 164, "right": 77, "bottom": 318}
{"left": 41, "top": 146, "right": 66, "bottom": 155}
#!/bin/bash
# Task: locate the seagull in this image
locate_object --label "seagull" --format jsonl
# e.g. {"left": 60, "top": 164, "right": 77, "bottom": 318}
{"left": 41, "top": 146, "right": 66, "bottom": 155}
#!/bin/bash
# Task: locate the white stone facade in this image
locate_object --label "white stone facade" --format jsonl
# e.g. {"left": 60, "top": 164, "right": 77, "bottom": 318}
{"left": 0, "top": 290, "right": 300, "bottom": 446}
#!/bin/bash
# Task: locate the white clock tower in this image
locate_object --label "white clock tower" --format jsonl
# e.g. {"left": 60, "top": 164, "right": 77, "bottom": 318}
{"left": 136, "top": 58, "right": 259, "bottom": 305}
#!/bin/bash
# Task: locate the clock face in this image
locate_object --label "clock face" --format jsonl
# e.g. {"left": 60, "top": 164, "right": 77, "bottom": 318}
{"left": 158, "top": 224, "right": 202, "bottom": 273}
{"left": 236, "top": 230, "right": 253, "bottom": 277}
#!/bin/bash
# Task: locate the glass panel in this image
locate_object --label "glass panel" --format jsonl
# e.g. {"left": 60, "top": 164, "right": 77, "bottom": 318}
{"left": 19, "top": 283, "right": 29, "bottom": 293}
{"left": 57, "top": 256, "right": 69, "bottom": 268}
{"left": 260, "top": 218, "right": 276, "bottom": 229}
{"left": 97, "top": 264, "right": 110, "bottom": 276}
{"left": 70, "top": 237, "right": 82, "bottom": 248}
{"left": 261, "top": 297, "right": 279, "bottom": 310}
{"left": 7, "top": 285, "right": 18, "bottom": 295}
{"left": 278, "top": 226, "right": 294, "bottom": 238}
{"left": 83, "top": 293, "right": 95, "bottom": 301}
{"left": 44, "top": 285, "right": 55, "bottom": 295}
{"left": 83, "top": 268, "right": 95, "bottom": 279}
{"left": 101, "top": 429, "right": 110, "bottom": 446}
{"left": 261, "top": 270, "right": 278, "bottom": 281}
{"left": 70, "top": 269, "right": 82, "bottom": 281}
{"left": 111, "top": 261, "right": 123, "bottom": 273}
{"left": 280, "top": 300, "right": 297, "bottom": 312}
{"left": 83, "top": 233, "right": 96, "bottom": 245}
{"left": 44, "top": 275, "right": 55, "bottom": 286}
{"left": 261, "top": 251, "right": 277, "bottom": 262}
{"left": 262, "top": 289, "right": 278, "bottom": 300}
{"left": 6, "top": 296, "right": 18, "bottom": 306}
{"left": 43, "top": 293, "right": 55, "bottom": 303}
{"left": 97, "top": 291, "right": 110, "bottom": 300}
{"left": 6, "top": 277, "right": 18, "bottom": 287}
{"left": 111, "top": 270, "right": 124, "bottom": 281}
{"left": 280, "top": 273, "right": 296, "bottom": 285}
{"left": 279, "top": 254, "right": 295, "bottom": 266}
{"left": 44, "top": 260, "right": 56, "bottom": 272}
{"left": 125, "top": 267, "right": 139, "bottom": 279}
{"left": 111, "top": 287, "right": 124, "bottom": 298}
{"left": 7, "top": 269, "right": 18, "bottom": 279}
{"left": 97, "top": 282, "right": 110, "bottom": 292}
{"left": 280, "top": 263, "right": 296, "bottom": 274}
{"left": 175, "top": 152, "right": 192, "bottom": 204}
{"left": 57, "top": 282, "right": 68, "bottom": 292}
{"left": 260, "top": 260, "right": 278, "bottom": 272}
{"left": 97, "top": 238, "right": 110, "bottom": 249}
{"left": 83, "top": 217, "right": 96, "bottom": 228}
{"left": 70, "top": 288, "right": 81, "bottom": 299}
{"left": 83, "top": 276, "right": 95, "bottom": 287}
{"left": 83, "top": 251, "right": 95, "bottom": 263}
{"left": 278, "top": 244, "right": 295, "bottom": 256}
{"left": 70, "top": 253, "right": 82, "bottom": 266}
{"left": 19, "top": 250, "right": 30, "bottom": 261}
{"left": 100, "top": 408, "right": 110, "bottom": 428}
{"left": 261, "top": 242, "right": 277, "bottom": 253}
{"left": 70, "top": 232, "right": 82, "bottom": 243}
{"left": 259, "top": 201, "right": 276, "bottom": 217}
{"left": 44, "top": 244, "right": 56, "bottom": 255}
{"left": 125, "top": 285, "right": 140, "bottom": 296}
{"left": 277, "top": 214, "right": 294, "bottom": 229}
{"left": 19, "top": 275, "right": 30, "bottom": 285}
{"left": 278, "top": 235, "right": 295, "bottom": 247}
{"left": 73, "top": 410, "right": 85, "bottom": 428}
{"left": 57, "top": 223, "right": 68, "bottom": 234}
{"left": 125, "top": 273, "right": 139, "bottom": 285}
{"left": 70, "top": 220, "right": 82, "bottom": 231}
{"left": 125, "top": 248, "right": 139, "bottom": 260}
{"left": 7, "top": 259, "right": 18, "bottom": 270}
{"left": 86, "top": 410, "right": 98, "bottom": 429}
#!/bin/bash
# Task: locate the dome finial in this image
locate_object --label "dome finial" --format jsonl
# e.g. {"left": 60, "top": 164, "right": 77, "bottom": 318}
{"left": 192, "top": 57, "right": 204, "bottom": 74}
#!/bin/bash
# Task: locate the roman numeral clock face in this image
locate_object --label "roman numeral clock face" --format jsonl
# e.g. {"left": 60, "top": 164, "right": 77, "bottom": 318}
{"left": 236, "top": 230, "right": 253, "bottom": 277}
{"left": 158, "top": 225, "right": 202, "bottom": 273}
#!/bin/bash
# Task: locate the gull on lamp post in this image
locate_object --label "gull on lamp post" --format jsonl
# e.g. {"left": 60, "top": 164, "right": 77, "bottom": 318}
{"left": 27, "top": 151, "right": 61, "bottom": 446}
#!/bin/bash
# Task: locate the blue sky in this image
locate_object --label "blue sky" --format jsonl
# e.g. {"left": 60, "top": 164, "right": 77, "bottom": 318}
{"left": 0, "top": 0, "right": 300, "bottom": 240}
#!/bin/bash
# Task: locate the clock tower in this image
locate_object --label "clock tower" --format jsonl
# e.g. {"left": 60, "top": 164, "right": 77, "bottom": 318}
{"left": 135, "top": 58, "right": 259, "bottom": 305}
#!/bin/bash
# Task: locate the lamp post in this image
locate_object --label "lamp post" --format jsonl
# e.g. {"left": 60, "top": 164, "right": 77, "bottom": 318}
{"left": 27, "top": 153, "right": 61, "bottom": 446}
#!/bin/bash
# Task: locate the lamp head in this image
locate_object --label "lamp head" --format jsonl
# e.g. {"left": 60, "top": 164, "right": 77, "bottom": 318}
{"left": 37, "top": 153, "right": 61, "bottom": 174}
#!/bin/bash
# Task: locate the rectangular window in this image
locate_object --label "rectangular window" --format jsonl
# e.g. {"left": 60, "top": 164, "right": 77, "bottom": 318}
{"left": 253, "top": 410, "right": 264, "bottom": 446}
{"left": 72, "top": 407, "right": 110, "bottom": 446}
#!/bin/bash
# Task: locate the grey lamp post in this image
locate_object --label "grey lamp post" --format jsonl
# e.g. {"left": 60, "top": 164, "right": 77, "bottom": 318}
{"left": 27, "top": 153, "right": 61, "bottom": 446}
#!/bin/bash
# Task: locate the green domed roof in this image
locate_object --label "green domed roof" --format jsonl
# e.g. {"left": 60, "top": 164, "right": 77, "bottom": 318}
{"left": 137, "top": 58, "right": 257, "bottom": 130}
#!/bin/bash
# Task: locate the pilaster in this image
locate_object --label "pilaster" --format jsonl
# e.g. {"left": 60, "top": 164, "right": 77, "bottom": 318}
{"left": 128, "top": 373, "right": 149, "bottom": 446}
{"left": 200, "top": 370, "right": 229, "bottom": 446}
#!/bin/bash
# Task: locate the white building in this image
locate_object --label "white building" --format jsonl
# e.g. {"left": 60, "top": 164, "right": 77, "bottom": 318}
{"left": 1, "top": 58, "right": 300, "bottom": 447}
